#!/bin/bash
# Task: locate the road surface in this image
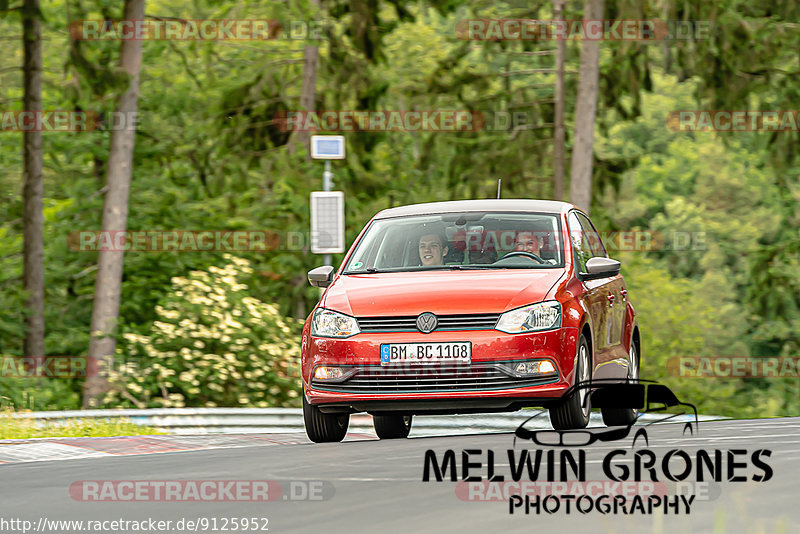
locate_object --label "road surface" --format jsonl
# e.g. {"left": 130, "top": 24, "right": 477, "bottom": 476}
{"left": 1, "top": 417, "right": 798, "bottom": 534}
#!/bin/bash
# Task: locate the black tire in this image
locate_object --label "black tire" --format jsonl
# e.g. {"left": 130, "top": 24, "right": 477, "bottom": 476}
{"left": 601, "top": 339, "right": 640, "bottom": 427}
{"left": 373, "top": 414, "right": 412, "bottom": 439}
{"left": 549, "top": 334, "right": 592, "bottom": 430}
{"left": 303, "top": 395, "right": 349, "bottom": 443}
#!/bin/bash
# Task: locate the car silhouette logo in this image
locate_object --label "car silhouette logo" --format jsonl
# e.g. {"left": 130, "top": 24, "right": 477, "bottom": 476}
{"left": 513, "top": 379, "right": 699, "bottom": 448}
{"left": 416, "top": 312, "right": 438, "bottom": 333}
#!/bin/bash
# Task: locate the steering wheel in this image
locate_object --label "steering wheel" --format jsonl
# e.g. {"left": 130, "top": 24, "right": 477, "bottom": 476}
{"left": 503, "top": 251, "right": 546, "bottom": 264}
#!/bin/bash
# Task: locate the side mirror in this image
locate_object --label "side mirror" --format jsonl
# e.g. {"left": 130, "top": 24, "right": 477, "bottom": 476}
{"left": 308, "top": 265, "right": 335, "bottom": 288}
{"left": 581, "top": 257, "right": 621, "bottom": 280}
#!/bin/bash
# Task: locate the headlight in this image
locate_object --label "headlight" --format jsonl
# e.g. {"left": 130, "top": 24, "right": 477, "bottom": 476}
{"left": 515, "top": 360, "right": 557, "bottom": 375}
{"left": 495, "top": 301, "right": 561, "bottom": 334}
{"left": 311, "top": 308, "right": 360, "bottom": 338}
{"left": 314, "top": 366, "right": 344, "bottom": 380}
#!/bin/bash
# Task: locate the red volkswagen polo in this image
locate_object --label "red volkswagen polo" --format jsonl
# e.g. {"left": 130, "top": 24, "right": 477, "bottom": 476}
{"left": 301, "top": 199, "right": 640, "bottom": 442}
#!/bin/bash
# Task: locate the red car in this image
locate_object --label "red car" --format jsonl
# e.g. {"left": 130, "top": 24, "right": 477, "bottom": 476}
{"left": 301, "top": 199, "right": 639, "bottom": 442}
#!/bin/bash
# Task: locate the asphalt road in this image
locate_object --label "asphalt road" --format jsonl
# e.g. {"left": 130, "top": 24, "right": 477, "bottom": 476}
{"left": 2, "top": 417, "right": 799, "bottom": 534}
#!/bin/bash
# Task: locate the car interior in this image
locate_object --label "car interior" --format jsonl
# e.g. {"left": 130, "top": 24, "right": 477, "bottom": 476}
{"left": 348, "top": 214, "right": 563, "bottom": 270}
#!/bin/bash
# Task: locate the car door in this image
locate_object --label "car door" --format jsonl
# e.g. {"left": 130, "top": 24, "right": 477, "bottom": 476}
{"left": 575, "top": 212, "right": 627, "bottom": 377}
{"left": 567, "top": 211, "right": 610, "bottom": 375}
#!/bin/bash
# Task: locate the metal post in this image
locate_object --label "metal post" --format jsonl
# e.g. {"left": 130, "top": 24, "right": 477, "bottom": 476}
{"left": 553, "top": 0, "right": 566, "bottom": 201}
{"left": 323, "top": 160, "right": 332, "bottom": 267}
{"left": 323, "top": 159, "right": 333, "bottom": 191}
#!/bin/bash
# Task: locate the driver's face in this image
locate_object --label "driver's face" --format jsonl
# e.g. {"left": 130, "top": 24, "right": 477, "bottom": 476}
{"left": 419, "top": 234, "right": 448, "bottom": 266}
{"left": 514, "top": 232, "right": 539, "bottom": 254}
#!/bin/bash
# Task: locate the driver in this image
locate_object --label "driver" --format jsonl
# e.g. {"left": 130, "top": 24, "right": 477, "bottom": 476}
{"left": 418, "top": 232, "right": 449, "bottom": 266}
{"left": 505, "top": 230, "right": 559, "bottom": 264}
{"left": 513, "top": 231, "right": 540, "bottom": 255}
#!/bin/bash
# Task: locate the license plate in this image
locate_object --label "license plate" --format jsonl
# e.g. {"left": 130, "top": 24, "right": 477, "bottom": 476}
{"left": 380, "top": 342, "right": 471, "bottom": 365}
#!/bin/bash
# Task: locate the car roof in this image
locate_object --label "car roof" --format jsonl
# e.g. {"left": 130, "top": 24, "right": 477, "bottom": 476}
{"left": 373, "top": 199, "right": 576, "bottom": 219}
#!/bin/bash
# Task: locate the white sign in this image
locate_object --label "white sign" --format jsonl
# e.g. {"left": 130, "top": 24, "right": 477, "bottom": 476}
{"left": 310, "top": 135, "right": 346, "bottom": 159}
{"left": 310, "top": 191, "right": 345, "bottom": 254}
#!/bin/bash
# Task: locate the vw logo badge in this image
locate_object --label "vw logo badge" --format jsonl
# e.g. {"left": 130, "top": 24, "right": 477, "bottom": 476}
{"left": 416, "top": 312, "right": 438, "bottom": 334}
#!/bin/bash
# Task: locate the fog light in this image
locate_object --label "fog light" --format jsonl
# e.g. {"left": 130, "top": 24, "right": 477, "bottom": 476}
{"left": 515, "top": 360, "right": 556, "bottom": 375}
{"left": 314, "top": 366, "right": 344, "bottom": 380}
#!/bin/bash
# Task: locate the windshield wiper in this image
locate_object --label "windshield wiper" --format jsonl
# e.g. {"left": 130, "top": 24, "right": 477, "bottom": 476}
{"left": 415, "top": 265, "right": 469, "bottom": 271}
{"left": 341, "top": 268, "right": 387, "bottom": 274}
{"left": 344, "top": 264, "right": 555, "bottom": 274}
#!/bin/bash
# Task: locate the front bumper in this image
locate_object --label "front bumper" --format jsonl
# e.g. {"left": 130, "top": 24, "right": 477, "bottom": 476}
{"left": 302, "top": 327, "right": 580, "bottom": 413}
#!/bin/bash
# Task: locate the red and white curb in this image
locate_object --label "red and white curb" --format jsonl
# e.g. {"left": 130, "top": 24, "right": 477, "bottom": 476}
{"left": 0, "top": 432, "right": 375, "bottom": 465}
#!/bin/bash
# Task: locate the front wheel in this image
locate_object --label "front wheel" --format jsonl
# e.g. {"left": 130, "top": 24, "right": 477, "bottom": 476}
{"left": 303, "top": 395, "right": 349, "bottom": 443}
{"left": 373, "top": 414, "right": 412, "bottom": 439}
{"left": 549, "top": 334, "right": 592, "bottom": 430}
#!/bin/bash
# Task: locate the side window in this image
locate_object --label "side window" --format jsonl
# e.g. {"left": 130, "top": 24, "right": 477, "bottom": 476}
{"left": 567, "top": 212, "right": 591, "bottom": 272}
{"left": 576, "top": 212, "right": 607, "bottom": 259}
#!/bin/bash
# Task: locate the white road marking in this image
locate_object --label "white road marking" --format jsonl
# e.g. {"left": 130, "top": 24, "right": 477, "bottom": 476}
{"left": 0, "top": 443, "right": 112, "bottom": 463}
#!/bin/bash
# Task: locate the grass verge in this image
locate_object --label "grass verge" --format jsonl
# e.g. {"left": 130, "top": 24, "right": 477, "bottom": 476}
{"left": 0, "top": 411, "right": 165, "bottom": 439}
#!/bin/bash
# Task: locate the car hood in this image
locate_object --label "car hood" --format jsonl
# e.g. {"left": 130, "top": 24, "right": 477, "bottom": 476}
{"left": 322, "top": 269, "right": 565, "bottom": 317}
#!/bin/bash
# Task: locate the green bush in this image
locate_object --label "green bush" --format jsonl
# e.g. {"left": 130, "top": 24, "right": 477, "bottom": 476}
{"left": 103, "top": 255, "right": 302, "bottom": 408}
{"left": 0, "top": 376, "right": 80, "bottom": 411}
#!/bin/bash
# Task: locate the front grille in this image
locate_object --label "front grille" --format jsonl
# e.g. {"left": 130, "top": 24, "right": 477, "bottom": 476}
{"left": 357, "top": 313, "right": 500, "bottom": 333}
{"left": 311, "top": 362, "right": 558, "bottom": 393}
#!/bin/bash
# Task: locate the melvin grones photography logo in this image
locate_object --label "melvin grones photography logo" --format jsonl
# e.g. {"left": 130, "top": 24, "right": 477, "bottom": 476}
{"left": 423, "top": 379, "right": 774, "bottom": 516}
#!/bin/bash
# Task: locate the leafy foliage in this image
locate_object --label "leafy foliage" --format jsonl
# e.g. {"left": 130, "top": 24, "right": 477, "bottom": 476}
{"left": 0, "top": 0, "right": 798, "bottom": 418}
{"left": 103, "top": 255, "right": 302, "bottom": 408}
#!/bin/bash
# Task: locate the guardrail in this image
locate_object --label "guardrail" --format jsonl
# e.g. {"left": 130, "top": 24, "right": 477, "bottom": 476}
{"left": 10, "top": 408, "right": 720, "bottom": 436}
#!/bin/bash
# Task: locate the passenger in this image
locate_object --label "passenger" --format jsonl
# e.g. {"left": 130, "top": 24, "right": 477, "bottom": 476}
{"left": 418, "top": 232, "right": 449, "bottom": 266}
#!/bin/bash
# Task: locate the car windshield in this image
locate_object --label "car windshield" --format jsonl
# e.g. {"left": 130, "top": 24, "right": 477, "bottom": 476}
{"left": 342, "top": 212, "right": 564, "bottom": 273}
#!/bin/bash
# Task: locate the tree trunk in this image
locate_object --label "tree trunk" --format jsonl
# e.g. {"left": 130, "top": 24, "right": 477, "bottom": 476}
{"left": 552, "top": 0, "right": 566, "bottom": 201}
{"left": 289, "top": 0, "right": 320, "bottom": 156}
{"left": 83, "top": 0, "right": 146, "bottom": 408}
{"left": 22, "top": 0, "right": 45, "bottom": 360}
{"left": 569, "top": 0, "right": 604, "bottom": 214}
